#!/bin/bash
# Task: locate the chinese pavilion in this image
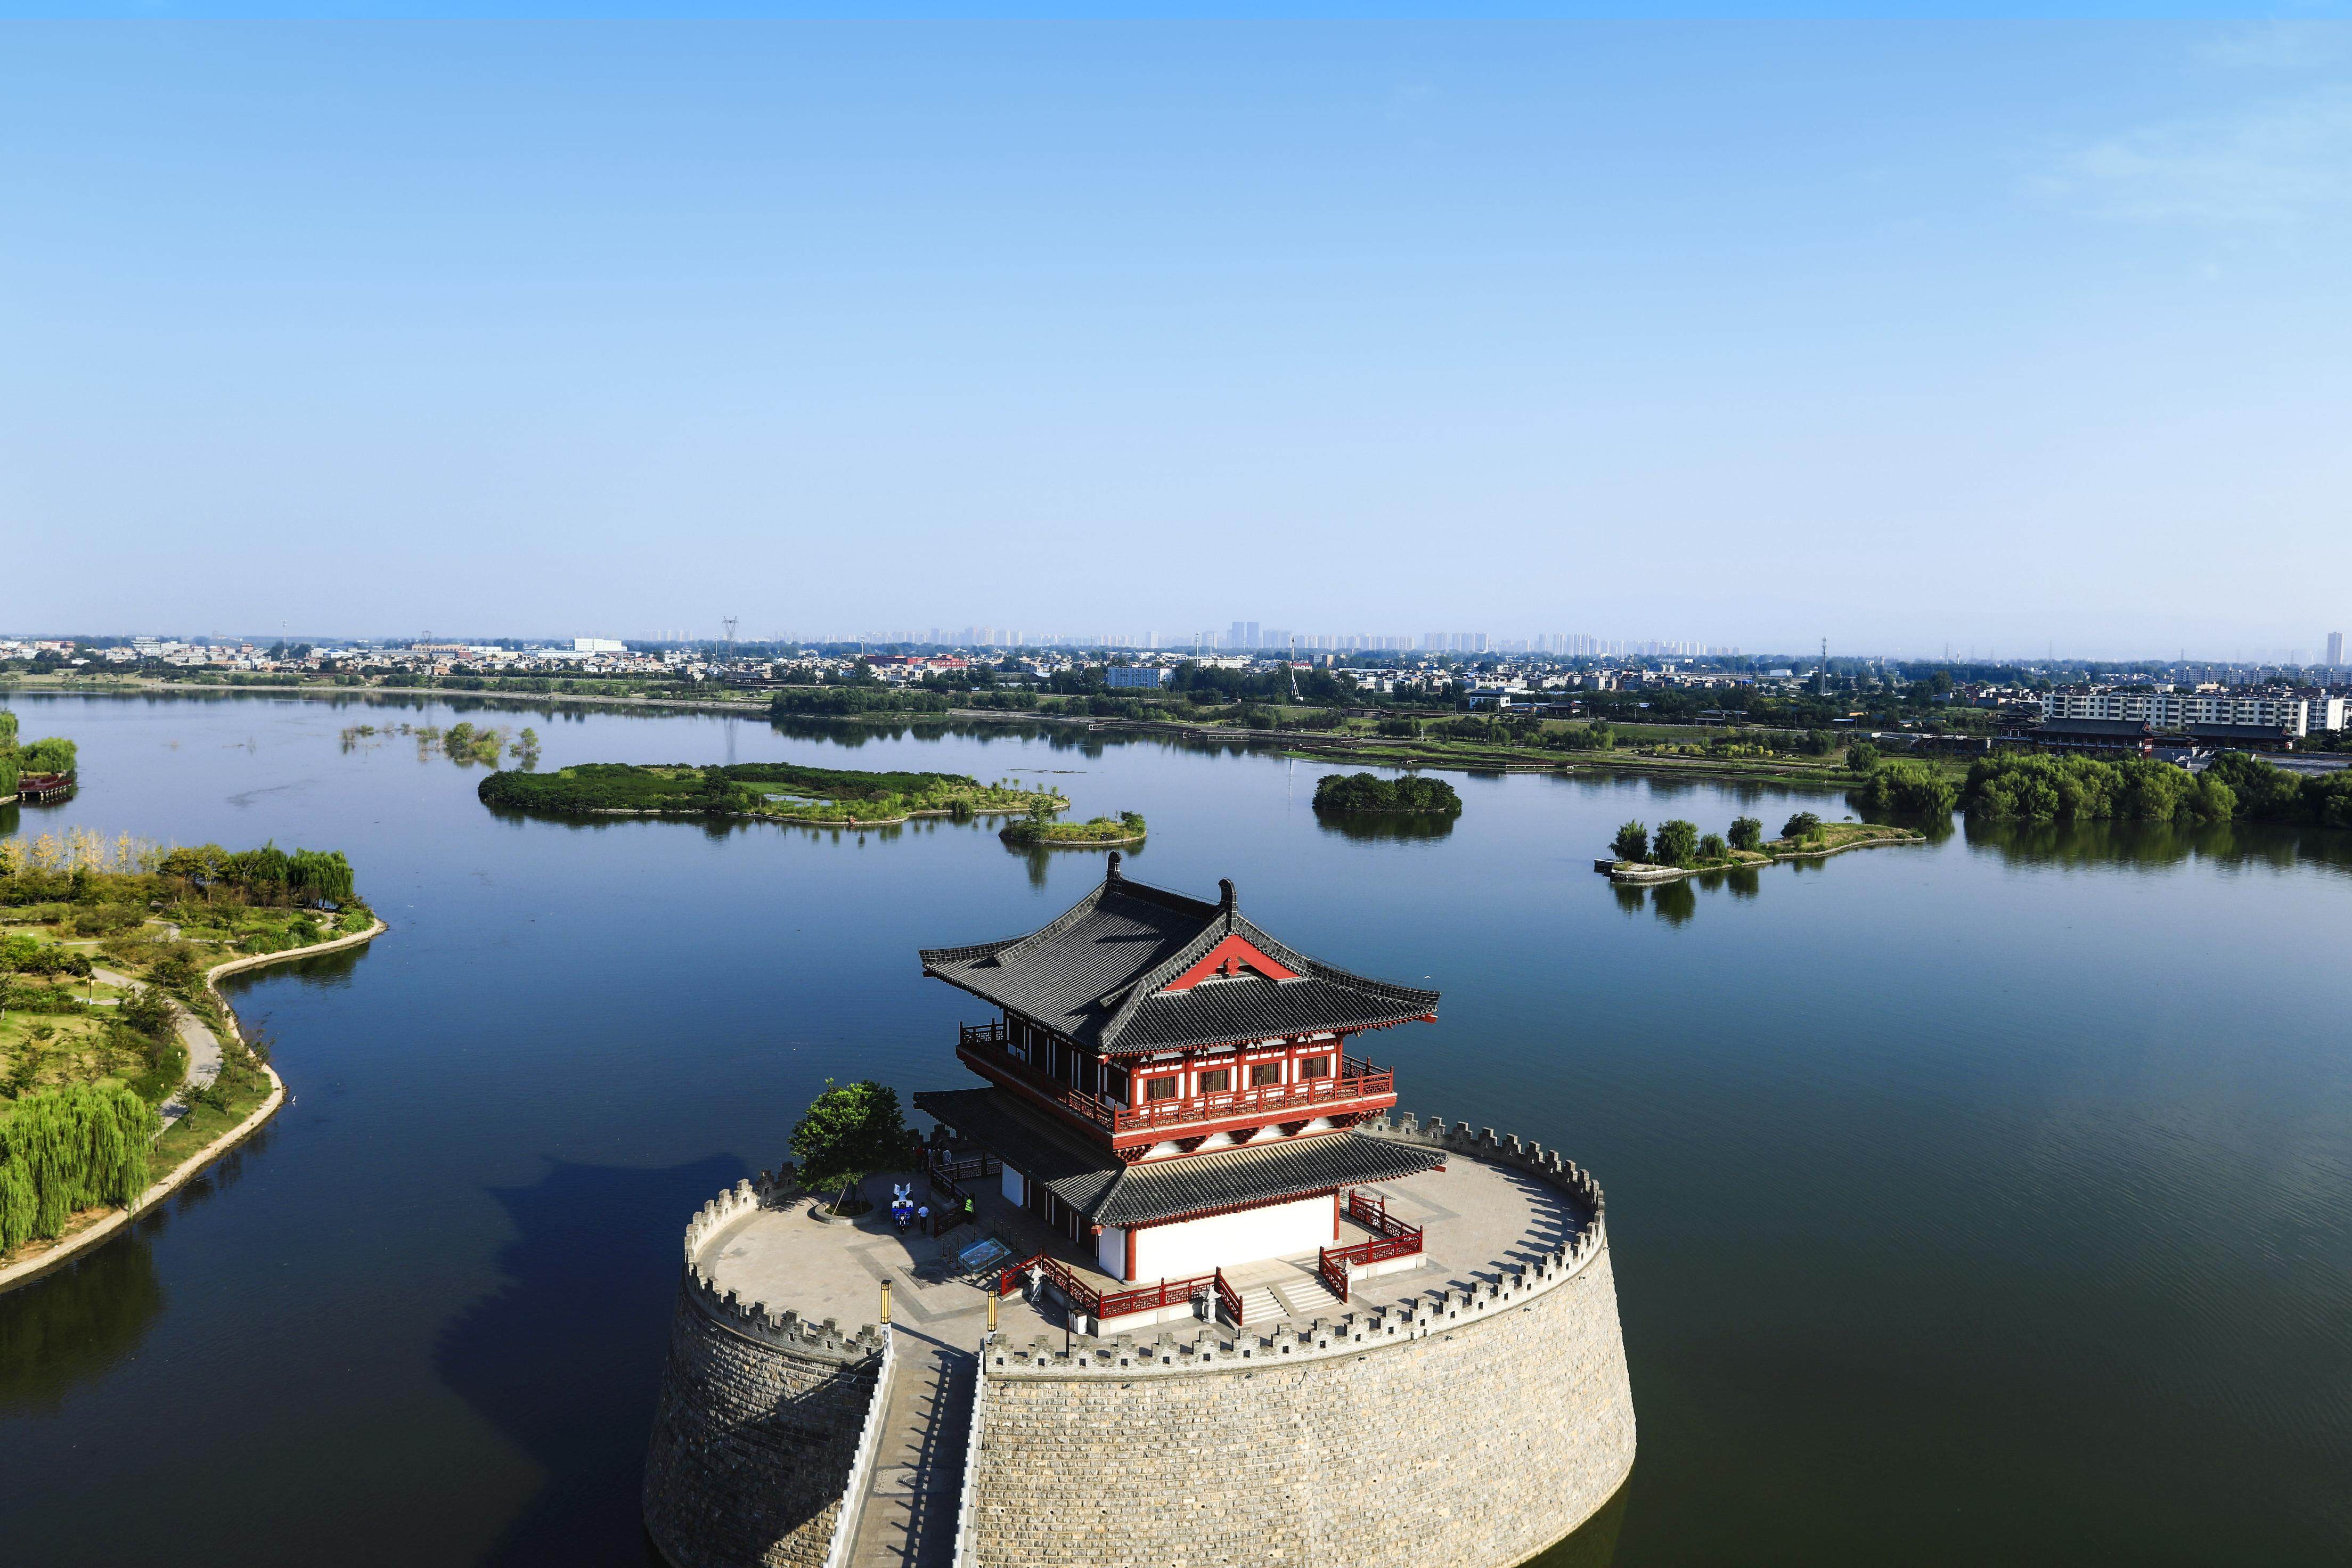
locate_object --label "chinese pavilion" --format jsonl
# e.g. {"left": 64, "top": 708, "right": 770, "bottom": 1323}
{"left": 914, "top": 852, "right": 1443, "bottom": 1284}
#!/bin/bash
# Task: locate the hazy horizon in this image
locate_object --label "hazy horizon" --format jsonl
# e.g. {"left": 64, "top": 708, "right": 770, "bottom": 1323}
{"left": 5, "top": 22, "right": 2349, "bottom": 656}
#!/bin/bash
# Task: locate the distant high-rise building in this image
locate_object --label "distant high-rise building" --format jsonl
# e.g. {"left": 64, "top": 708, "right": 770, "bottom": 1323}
{"left": 2328, "top": 631, "right": 2345, "bottom": 667}
{"left": 1229, "top": 620, "right": 1261, "bottom": 650}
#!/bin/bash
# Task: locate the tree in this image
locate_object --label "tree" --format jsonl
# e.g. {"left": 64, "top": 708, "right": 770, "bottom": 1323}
{"left": 1727, "top": 816, "right": 1763, "bottom": 852}
{"left": 1781, "top": 811, "right": 1822, "bottom": 841}
{"left": 1697, "top": 832, "right": 1728, "bottom": 861}
{"left": 1845, "top": 742, "right": 1880, "bottom": 774}
{"left": 1610, "top": 821, "right": 1649, "bottom": 863}
{"left": 788, "top": 1080, "right": 910, "bottom": 1190}
{"left": 18, "top": 737, "right": 76, "bottom": 774}
{"left": 1652, "top": 819, "right": 1700, "bottom": 868}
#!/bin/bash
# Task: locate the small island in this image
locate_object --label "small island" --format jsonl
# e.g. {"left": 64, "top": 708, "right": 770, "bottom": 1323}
{"left": 0, "top": 712, "right": 79, "bottom": 805}
{"left": 477, "top": 761, "right": 1065, "bottom": 827}
{"left": 998, "top": 808, "right": 1147, "bottom": 847}
{"left": 1, "top": 831, "right": 379, "bottom": 1283}
{"left": 1598, "top": 810, "right": 1924, "bottom": 883}
{"left": 1311, "top": 771, "right": 1463, "bottom": 815}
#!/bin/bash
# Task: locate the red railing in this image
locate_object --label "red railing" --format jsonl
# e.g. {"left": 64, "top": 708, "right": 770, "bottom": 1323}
{"left": 958, "top": 1022, "right": 1395, "bottom": 1139}
{"left": 1346, "top": 1189, "right": 1419, "bottom": 1242}
{"left": 1317, "top": 1191, "right": 1426, "bottom": 1303}
{"left": 996, "top": 1252, "right": 1239, "bottom": 1326}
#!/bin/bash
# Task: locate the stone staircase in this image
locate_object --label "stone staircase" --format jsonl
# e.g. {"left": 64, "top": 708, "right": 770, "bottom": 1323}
{"left": 1226, "top": 1268, "right": 1345, "bottom": 1327}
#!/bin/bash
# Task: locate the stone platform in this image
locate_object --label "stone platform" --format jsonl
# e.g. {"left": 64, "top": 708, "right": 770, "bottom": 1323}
{"left": 644, "top": 1116, "right": 1632, "bottom": 1568}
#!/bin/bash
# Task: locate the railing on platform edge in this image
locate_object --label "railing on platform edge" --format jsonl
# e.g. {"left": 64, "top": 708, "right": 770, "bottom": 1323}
{"left": 949, "top": 1335, "right": 991, "bottom": 1568}
{"left": 1347, "top": 1189, "right": 1422, "bottom": 1242}
{"left": 1318, "top": 1192, "right": 1427, "bottom": 1303}
{"left": 819, "top": 1324, "right": 896, "bottom": 1568}
{"left": 995, "top": 1252, "right": 1231, "bottom": 1326}
{"left": 1214, "top": 1268, "right": 1243, "bottom": 1326}
{"left": 958, "top": 1022, "right": 1395, "bottom": 1138}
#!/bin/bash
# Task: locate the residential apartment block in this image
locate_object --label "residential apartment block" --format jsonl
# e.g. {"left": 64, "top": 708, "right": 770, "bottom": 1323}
{"left": 2039, "top": 689, "right": 2348, "bottom": 738}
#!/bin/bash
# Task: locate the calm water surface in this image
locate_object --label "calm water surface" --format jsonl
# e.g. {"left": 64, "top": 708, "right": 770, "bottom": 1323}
{"left": 1, "top": 691, "right": 2347, "bottom": 1566}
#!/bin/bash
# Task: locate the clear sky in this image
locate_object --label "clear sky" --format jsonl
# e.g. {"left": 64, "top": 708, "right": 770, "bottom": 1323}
{"left": 4, "top": 20, "right": 2348, "bottom": 658}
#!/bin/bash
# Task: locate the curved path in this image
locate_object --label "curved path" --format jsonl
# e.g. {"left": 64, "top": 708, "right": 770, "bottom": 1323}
{"left": 0, "top": 918, "right": 387, "bottom": 1296}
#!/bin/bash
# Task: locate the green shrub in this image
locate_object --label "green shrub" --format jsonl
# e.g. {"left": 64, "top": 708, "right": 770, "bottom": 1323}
{"left": 1727, "top": 816, "right": 1763, "bottom": 852}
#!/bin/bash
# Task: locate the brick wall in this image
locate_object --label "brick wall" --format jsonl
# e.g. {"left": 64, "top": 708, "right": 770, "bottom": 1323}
{"left": 642, "top": 1269, "right": 882, "bottom": 1568}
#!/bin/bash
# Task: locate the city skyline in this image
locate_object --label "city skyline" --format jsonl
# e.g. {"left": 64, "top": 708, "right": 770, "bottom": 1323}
{"left": 4, "top": 22, "right": 2350, "bottom": 648}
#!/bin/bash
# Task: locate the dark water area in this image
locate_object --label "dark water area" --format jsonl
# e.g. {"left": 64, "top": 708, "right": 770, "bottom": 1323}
{"left": 1, "top": 690, "right": 2348, "bottom": 1566}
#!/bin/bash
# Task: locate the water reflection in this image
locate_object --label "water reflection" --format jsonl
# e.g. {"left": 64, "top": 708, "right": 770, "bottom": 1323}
{"left": 1313, "top": 812, "right": 1457, "bottom": 844}
{"left": 1650, "top": 881, "right": 1696, "bottom": 927}
{"left": 0, "top": 1223, "right": 166, "bottom": 1418}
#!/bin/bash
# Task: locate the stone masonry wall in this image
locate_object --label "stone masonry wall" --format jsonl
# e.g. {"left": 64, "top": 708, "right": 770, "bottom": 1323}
{"left": 643, "top": 1177, "right": 884, "bottom": 1568}
{"left": 963, "top": 1114, "right": 1637, "bottom": 1568}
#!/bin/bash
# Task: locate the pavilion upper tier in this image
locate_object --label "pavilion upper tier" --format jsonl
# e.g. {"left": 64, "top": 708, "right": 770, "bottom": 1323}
{"left": 918, "top": 852, "right": 1440, "bottom": 1058}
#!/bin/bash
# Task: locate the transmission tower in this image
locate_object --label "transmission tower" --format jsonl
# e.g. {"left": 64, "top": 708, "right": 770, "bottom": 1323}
{"left": 722, "top": 616, "right": 738, "bottom": 659}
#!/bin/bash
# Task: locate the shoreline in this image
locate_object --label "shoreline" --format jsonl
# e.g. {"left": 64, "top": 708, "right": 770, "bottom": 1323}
{"left": 0, "top": 917, "right": 388, "bottom": 1296}
{"left": 13, "top": 680, "right": 1901, "bottom": 795}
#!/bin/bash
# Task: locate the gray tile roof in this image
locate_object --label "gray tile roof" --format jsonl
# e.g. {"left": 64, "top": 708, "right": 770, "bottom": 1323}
{"left": 914, "top": 1087, "right": 1442, "bottom": 1229}
{"left": 918, "top": 853, "right": 1439, "bottom": 1057}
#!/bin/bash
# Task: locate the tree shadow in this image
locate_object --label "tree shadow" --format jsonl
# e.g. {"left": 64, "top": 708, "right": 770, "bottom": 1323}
{"left": 433, "top": 1154, "right": 746, "bottom": 1567}
{"left": 0, "top": 1214, "right": 167, "bottom": 1419}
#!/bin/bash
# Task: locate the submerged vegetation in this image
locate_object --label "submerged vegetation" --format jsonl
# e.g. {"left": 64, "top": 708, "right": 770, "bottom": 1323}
{"left": 1311, "top": 772, "right": 1464, "bottom": 815}
{"left": 477, "top": 760, "right": 1064, "bottom": 825}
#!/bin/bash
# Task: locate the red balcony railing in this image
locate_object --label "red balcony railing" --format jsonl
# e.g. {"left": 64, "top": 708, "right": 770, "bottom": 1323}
{"left": 997, "top": 1251, "right": 1236, "bottom": 1325}
{"left": 958, "top": 1022, "right": 1394, "bottom": 1141}
{"left": 1317, "top": 1190, "right": 1426, "bottom": 1302}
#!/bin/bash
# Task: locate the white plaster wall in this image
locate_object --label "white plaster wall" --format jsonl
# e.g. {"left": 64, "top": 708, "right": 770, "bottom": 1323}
{"left": 1095, "top": 1226, "right": 1126, "bottom": 1279}
{"left": 1130, "top": 1193, "right": 1332, "bottom": 1280}
{"left": 1001, "top": 1165, "right": 1026, "bottom": 1206}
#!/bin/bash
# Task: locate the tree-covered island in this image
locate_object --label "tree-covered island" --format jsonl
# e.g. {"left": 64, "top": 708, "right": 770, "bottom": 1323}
{"left": 1603, "top": 809, "right": 1923, "bottom": 882}
{"left": 998, "top": 807, "right": 1147, "bottom": 847}
{"left": 477, "top": 761, "right": 1066, "bottom": 827}
{"left": 1311, "top": 772, "right": 1464, "bottom": 815}
{"left": 0, "top": 711, "right": 79, "bottom": 803}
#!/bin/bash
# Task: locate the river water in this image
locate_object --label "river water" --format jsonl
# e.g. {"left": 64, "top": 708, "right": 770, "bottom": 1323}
{"left": 1, "top": 691, "right": 2346, "bottom": 1566}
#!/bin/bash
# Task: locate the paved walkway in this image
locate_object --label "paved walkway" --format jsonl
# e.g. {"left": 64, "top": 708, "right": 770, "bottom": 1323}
{"left": 847, "top": 1327, "right": 974, "bottom": 1568}
{"left": 79, "top": 962, "right": 223, "bottom": 1133}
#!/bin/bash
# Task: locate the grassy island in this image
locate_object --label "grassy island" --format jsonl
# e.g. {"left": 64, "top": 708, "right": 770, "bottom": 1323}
{"left": 1, "top": 829, "right": 373, "bottom": 1266}
{"left": 1312, "top": 772, "right": 1463, "bottom": 815}
{"left": 477, "top": 760, "right": 1065, "bottom": 826}
{"left": 1600, "top": 810, "right": 1924, "bottom": 883}
{"left": 999, "top": 810, "right": 1147, "bottom": 847}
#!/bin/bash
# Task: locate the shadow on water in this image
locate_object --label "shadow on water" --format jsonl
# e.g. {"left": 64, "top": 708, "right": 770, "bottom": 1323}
{"left": 0, "top": 1220, "right": 166, "bottom": 1418}
{"left": 1521, "top": 1480, "right": 1628, "bottom": 1568}
{"left": 435, "top": 1155, "right": 745, "bottom": 1568}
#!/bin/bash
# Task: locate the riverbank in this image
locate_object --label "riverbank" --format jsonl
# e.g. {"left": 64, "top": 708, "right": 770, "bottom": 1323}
{"left": 1598, "top": 823, "right": 1927, "bottom": 884}
{"left": 0, "top": 918, "right": 386, "bottom": 1296}
{"left": 8, "top": 678, "right": 1949, "bottom": 796}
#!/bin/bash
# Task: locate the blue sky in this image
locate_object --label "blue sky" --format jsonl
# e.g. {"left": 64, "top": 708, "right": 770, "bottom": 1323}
{"left": 4, "top": 21, "right": 2349, "bottom": 657}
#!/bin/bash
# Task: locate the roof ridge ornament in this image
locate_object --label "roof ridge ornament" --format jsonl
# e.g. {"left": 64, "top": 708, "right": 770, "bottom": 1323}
{"left": 1106, "top": 851, "right": 1122, "bottom": 881}
{"left": 1218, "top": 878, "right": 1236, "bottom": 912}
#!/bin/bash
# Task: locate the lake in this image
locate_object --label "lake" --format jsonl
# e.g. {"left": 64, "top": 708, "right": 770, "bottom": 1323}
{"left": 2, "top": 690, "right": 2347, "bottom": 1566}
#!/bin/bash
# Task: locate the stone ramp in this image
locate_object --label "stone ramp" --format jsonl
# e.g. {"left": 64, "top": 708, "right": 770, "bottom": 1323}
{"left": 846, "top": 1330, "right": 974, "bottom": 1568}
